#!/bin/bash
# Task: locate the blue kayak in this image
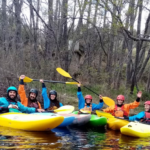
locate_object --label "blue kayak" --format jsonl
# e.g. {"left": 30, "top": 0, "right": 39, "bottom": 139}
{"left": 32, "top": 113, "right": 75, "bottom": 127}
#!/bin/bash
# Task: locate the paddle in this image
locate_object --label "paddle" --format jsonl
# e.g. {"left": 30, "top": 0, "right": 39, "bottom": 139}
{"left": 44, "top": 105, "right": 75, "bottom": 114}
{"left": 56, "top": 68, "right": 115, "bottom": 106}
{"left": 96, "top": 110, "right": 130, "bottom": 121}
{"left": 96, "top": 110, "right": 114, "bottom": 118}
{"left": 19, "top": 76, "right": 78, "bottom": 85}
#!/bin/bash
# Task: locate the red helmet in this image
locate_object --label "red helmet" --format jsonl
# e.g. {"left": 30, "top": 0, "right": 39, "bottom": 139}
{"left": 144, "top": 101, "right": 150, "bottom": 105}
{"left": 85, "top": 95, "right": 92, "bottom": 100}
{"left": 117, "top": 95, "right": 125, "bottom": 101}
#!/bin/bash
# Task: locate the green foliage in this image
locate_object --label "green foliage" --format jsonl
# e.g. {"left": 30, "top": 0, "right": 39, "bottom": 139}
{"left": 141, "top": 91, "right": 150, "bottom": 101}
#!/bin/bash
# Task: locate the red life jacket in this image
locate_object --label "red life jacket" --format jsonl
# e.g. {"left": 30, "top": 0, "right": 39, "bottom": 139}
{"left": 141, "top": 112, "right": 150, "bottom": 124}
{"left": 112, "top": 105, "right": 128, "bottom": 117}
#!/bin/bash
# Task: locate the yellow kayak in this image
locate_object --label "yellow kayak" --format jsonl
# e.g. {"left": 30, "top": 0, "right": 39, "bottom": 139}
{"left": 121, "top": 122, "right": 150, "bottom": 137}
{"left": 0, "top": 113, "right": 64, "bottom": 131}
{"left": 96, "top": 110, "right": 129, "bottom": 130}
{"left": 107, "top": 117, "right": 129, "bottom": 130}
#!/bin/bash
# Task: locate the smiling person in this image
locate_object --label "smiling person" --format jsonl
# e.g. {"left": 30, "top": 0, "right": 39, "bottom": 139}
{"left": 77, "top": 83, "right": 103, "bottom": 112}
{"left": 18, "top": 75, "right": 42, "bottom": 109}
{"left": 0, "top": 86, "right": 44, "bottom": 113}
{"left": 40, "top": 79, "right": 63, "bottom": 110}
{"left": 119, "top": 101, "right": 150, "bottom": 124}
{"left": 103, "top": 91, "right": 142, "bottom": 117}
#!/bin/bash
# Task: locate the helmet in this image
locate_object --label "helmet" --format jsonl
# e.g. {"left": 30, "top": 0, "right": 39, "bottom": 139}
{"left": 29, "top": 89, "right": 38, "bottom": 97}
{"left": 117, "top": 95, "right": 125, "bottom": 101}
{"left": 144, "top": 101, "right": 150, "bottom": 105}
{"left": 84, "top": 95, "right": 92, "bottom": 100}
{"left": 49, "top": 90, "right": 57, "bottom": 97}
{"left": 7, "top": 86, "right": 18, "bottom": 94}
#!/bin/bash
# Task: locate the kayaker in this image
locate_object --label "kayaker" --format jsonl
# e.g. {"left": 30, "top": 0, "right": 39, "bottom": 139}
{"left": 103, "top": 91, "right": 142, "bottom": 117}
{"left": 18, "top": 75, "right": 42, "bottom": 109}
{"left": 119, "top": 101, "right": 150, "bottom": 124}
{"left": 0, "top": 86, "right": 45, "bottom": 113}
{"left": 40, "top": 79, "right": 63, "bottom": 110}
{"left": 77, "top": 83, "right": 103, "bottom": 111}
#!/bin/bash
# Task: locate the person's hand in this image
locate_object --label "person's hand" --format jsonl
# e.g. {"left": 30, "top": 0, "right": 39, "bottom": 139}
{"left": 8, "top": 104, "right": 18, "bottom": 109}
{"left": 137, "top": 91, "right": 142, "bottom": 98}
{"left": 20, "top": 75, "right": 25, "bottom": 80}
{"left": 77, "top": 82, "right": 81, "bottom": 87}
{"left": 40, "top": 79, "right": 44, "bottom": 83}
{"left": 99, "top": 95, "right": 103, "bottom": 100}
{"left": 37, "top": 109, "right": 45, "bottom": 112}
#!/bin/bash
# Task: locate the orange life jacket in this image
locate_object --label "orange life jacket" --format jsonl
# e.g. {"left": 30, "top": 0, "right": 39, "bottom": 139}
{"left": 47, "top": 106, "right": 58, "bottom": 110}
{"left": 81, "top": 103, "right": 92, "bottom": 112}
{"left": 112, "top": 105, "right": 128, "bottom": 117}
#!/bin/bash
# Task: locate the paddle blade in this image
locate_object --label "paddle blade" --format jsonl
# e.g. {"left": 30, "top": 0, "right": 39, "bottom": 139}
{"left": 103, "top": 97, "right": 115, "bottom": 106}
{"left": 65, "top": 82, "right": 78, "bottom": 85}
{"left": 96, "top": 110, "right": 114, "bottom": 118}
{"left": 80, "top": 109, "right": 91, "bottom": 114}
{"left": 56, "top": 68, "right": 72, "bottom": 78}
{"left": 54, "top": 105, "right": 75, "bottom": 114}
{"left": 19, "top": 76, "right": 33, "bottom": 83}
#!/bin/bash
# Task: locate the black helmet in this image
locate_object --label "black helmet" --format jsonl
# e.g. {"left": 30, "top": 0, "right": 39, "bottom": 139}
{"left": 49, "top": 90, "right": 57, "bottom": 97}
{"left": 29, "top": 88, "right": 38, "bottom": 97}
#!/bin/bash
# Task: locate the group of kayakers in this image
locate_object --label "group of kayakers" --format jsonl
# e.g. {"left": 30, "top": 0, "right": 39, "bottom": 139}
{"left": 0, "top": 74, "right": 150, "bottom": 124}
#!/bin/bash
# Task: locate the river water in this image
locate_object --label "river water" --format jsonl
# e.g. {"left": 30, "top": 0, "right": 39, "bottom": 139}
{"left": 0, "top": 126, "right": 149, "bottom": 150}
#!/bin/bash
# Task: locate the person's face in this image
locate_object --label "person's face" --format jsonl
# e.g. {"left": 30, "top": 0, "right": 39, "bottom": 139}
{"left": 50, "top": 94, "right": 56, "bottom": 100}
{"left": 29, "top": 93, "right": 36, "bottom": 100}
{"left": 86, "top": 98, "right": 92, "bottom": 104}
{"left": 117, "top": 99, "right": 124, "bottom": 105}
{"left": 145, "top": 104, "right": 150, "bottom": 112}
{"left": 9, "top": 91, "right": 16, "bottom": 99}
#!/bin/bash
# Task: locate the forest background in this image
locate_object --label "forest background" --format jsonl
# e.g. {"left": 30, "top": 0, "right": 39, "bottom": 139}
{"left": 0, "top": 0, "right": 150, "bottom": 113}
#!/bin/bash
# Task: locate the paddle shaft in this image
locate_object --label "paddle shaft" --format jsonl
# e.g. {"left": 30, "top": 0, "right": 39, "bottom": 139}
{"left": 32, "top": 79, "right": 67, "bottom": 84}
{"left": 72, "top": 78, "right": 99, "bottom": 96}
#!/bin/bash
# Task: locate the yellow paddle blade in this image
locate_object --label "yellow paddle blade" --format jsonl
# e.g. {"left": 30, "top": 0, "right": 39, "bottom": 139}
{"left": 56, "top": 68, "right": 72, "bottom": 78}
{"left": 103, "top": 97, "right": 115, "bottom": 106}
{"left": 54, "top": 105, "right": 75, "bottom": 114}
{"left": 19, "top": 76, "right": 33, "bottom": 83}
{"left": 80, "top": 109, "right": 91, "bottom": 114}
{"left": 96, "top": 110, "right": 114, "bottom": 118}
{"left": 65, "top": 82, "right": 78, "bottom": 85}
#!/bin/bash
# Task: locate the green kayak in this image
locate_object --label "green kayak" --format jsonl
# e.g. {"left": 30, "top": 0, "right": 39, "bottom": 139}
{"left": 72, "top": 111, "right": 107, "bottom": 127}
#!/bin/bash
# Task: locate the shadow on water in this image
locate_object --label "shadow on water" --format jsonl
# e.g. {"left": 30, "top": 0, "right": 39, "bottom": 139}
{"left": 0, "top": 126, "right": 150, "bottom": 149}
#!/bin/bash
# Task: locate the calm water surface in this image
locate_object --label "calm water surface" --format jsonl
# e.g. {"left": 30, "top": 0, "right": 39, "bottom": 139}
{"left": 0, "top": 126, "right": 149, "bottom": 149}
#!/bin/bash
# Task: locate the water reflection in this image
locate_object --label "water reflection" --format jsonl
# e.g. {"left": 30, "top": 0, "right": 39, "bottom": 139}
{"left": 0, "top": 126, "right": 150, "bottom": 149}
{"left": 0, "top": 126, "right": 62, "bottom": 149}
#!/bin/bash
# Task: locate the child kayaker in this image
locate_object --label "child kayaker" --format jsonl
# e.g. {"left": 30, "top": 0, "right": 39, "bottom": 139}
{"left": 119, "top": 101, "right": 150, "bottom": 124}
{"left": 40, "top": 79, "right": 63, "bottom": 110}
{"left": 0, "top": 86, "right": 44, "bottom": 113}
{"left": 18, "top": 75, "right": 42, "bottom": 109}
{"left": 103, "top": 91, "right": 142, "bottom": 117}
{"left": 77, "top": 83, "right": 103, "bottom": 111}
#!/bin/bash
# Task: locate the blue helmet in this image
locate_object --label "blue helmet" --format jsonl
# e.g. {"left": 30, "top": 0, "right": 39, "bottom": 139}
{"left": 7, "top": 86, "right": 18, "bottom": 95}
{"left": 7, "top": 86, "right": 17, "bottom": 93}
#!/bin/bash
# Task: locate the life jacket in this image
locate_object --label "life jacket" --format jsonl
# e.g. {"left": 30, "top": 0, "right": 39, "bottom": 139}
{"left": 47, "top": 106, "right": 58, "bottom": 110}
{"left": 47, "top": 99, "right": 60, "bottom": 111}
{"left": 112, "top": 105, "right": 128, "bottom": 117}
{"left": 81, "top": 103, "right": 92, "bottom": 112}
{"left": 28, "top": 98, "right": 40, "bottom": 109}
{"left": 28, "top": 101, "right": 39, "bottom": 109}
{"left": 140, "top": 112, "right": 150, "bottom": 124}
{"left": 78, "top": 103, "right": 92, "bottom": 114}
